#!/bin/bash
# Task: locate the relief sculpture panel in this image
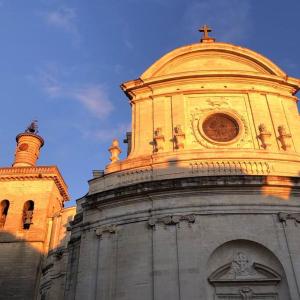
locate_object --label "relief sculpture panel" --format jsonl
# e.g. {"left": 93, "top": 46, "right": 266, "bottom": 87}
{"left": 187, "top": 95, "right": 253, "bottom": 149}
{"left": 207, "top": 240, "right": 291, "bottom": 300}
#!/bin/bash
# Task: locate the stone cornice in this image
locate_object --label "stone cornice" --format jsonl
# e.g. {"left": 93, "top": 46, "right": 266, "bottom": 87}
{"left": 0, "top": 166, "right": 69, "bottom": 201}
{"left": 85, "top": 175, "right": 300, "bottom": 209}
{"left": 16, "top": 132, "right": 44, "bottom": 146}
{"left": 123, "top": 72, "right": 300, "bottom": 99}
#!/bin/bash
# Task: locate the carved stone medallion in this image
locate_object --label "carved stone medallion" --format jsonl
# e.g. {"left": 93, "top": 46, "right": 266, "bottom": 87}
{"left": 202, "top": 113, "right": 239, "bottom": 142}
{"left": 191, "top": 107, "right": 248, "bottom": 148}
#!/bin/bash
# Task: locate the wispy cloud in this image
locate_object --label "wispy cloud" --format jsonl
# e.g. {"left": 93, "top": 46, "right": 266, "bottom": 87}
{"left": 72, "top": 85, "right": 114, "bottom": 117}
{"left": 81, "top": 123, "right": 131, "bottom": 142}
{"left": 121, "top": 21, "right": 134, "bottom": 50}
{"left": 42, "top": 7, "right": 81, "bottom": 43}
{"left": 34, "top": 64, "right": 114, "bottom": 119}
{"left": 182, "top": 0, "right": 252, "bottom": 44}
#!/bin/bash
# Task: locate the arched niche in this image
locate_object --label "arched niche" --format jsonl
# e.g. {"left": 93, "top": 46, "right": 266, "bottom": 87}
{"left": 0, "top": 200, "right": 10, "bottom": 228}
{"left": 207, "top": 239, "right": 291, "bottom": 300}
{"left": 22, "top": 200, "right": 34, "bottom": 230}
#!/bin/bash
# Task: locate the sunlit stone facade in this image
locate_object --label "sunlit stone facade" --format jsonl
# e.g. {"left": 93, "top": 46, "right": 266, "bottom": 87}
{"left": 1, "top": 31, "right": 300, "bottom": 300}
{"left": 66, "top": 34, "right": 300, "bottom": 300}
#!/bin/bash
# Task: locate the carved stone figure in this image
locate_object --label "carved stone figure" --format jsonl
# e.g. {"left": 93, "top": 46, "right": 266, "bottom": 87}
{"left": 153, "top": 128, "right": 165, "bottom": 152}
{"left": 257, "top": 123, "right": 271, "bottom": 149}
{"left": 174, "top": 125, "right": 185, "bottom": 150}
{"left": 277, "top": 125, "right": 292, "bottom": 151}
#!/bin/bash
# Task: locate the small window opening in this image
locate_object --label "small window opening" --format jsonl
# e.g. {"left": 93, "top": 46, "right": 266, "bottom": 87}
{"left": 23, "top": 200, "right": 34, "bottom": 230}
{"left": 0, "top": 200, "right": 10, "bottom": 228}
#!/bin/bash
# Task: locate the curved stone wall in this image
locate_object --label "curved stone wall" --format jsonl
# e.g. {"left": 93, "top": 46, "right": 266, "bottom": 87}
{"left": 66, "top": 176, "right": 300, "bottom": 300}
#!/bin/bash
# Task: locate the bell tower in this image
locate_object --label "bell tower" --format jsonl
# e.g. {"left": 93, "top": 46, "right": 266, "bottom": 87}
{"left": 13, "top": 120, "right": 44, "bottom": 167}
{"left": 0, "top": 122, "right": 73, "bottom": 300}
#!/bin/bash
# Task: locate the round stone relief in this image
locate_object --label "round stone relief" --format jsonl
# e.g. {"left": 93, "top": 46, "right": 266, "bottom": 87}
{"left": 18, "top": 143, "right": 29, "bottom": 151}
{"left": 201, "top": 113, "right": 239, "bottom": 142}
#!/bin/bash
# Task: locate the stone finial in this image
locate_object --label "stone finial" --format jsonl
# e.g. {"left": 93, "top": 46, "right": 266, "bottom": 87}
{"left": 277, "top": 125, "right": 291, "bottom": 151}
{"left": 174, "top": 125, "right": 185, "bottom": 150}
{"left": 257, "top": 123, "right": 271, "bottom": 149}
{"left": 153, "top": 128, "right": 165, "bottom": 153}
{"left": 109, "top": 139, "right": 121, "bottom": 163}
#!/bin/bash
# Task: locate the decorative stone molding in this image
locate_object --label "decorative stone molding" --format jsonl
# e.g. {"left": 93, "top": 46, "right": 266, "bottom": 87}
{"left": 153, "top": 128, "right": 165, "bottom": 152}
{"left": 277, "top": 125, "right": 292, "bottom": 151}
{"left": 209, "top": 252, "right": 281, "bottom": 292}
{"left": 239, "top": 287, "right": 253, "bottom": 300}
{"left": 190, "top": 107, "right": 250, "bottom": 148}
{"left": 206, "top": 98, "right": 230, "bottom": 108}
{"left": 109, "top": 139, "right": 121, "bottom": 163}
{"left": 148, "top": 214, "right": 195, "bottom": 229}
{"left": 278, "top": 212, "right": 300, "bottom": 224}
{"left": 257, "top": 123, "right": 271, "bottom": 149}
{"left": 190, "top": 160, "right": 272, "bottom": 175}
{"left": 53, "top": 248, "right": 64, "bottom": 260}
{"left": 95, "top": 224, "right": 117, "bottom": 237}
{"left": 228, "top": 252, "right": 257, "bottom": 278}
{"left": 70, "top": 212, "right": 83, "bottom": 226}
{"left": 0, "top": 166, "right": 69, "bottom": 201}
{"left": 174, "top": 125, "right": 185, "bottom": 150}
{"left": 117, "top": 167, "right": 152, "bottom": 185}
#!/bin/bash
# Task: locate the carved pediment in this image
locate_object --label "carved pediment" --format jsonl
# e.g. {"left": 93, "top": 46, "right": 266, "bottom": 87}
{"left": 209, "top": 252, "right": 281, "bottom": 285}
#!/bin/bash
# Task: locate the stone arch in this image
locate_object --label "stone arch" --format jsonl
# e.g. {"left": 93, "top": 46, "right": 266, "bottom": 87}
{"left": 206, "top": 239, "right": 291, "bottom": 300}
{"left": 0, "top": 199, "right": 10, "bottom": 228}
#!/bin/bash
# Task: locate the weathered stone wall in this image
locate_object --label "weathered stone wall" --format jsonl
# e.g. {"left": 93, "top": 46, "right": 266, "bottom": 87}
{"left": 66, "top": 176, "right": 300, "bottom": 300}
{"left": 39, "top": 206, "right": 76, "bottom": 300}
{"left": 0, "top": 235, "right": 43, "bottom": 299}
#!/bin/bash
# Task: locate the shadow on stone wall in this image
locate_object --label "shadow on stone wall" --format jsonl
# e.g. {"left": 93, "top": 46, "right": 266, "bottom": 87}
{"left": 0, "top": 213, "right": 74, "bottom": 300}
{"left": 0, "top": 231, "right": 43, "bottom": 300}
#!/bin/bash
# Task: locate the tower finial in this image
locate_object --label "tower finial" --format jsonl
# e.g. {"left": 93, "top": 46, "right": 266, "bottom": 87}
{"left": 198, "top": 25, "right": 215, "bottom": 43}
{"left": 25, "top": 120, "right": 39, "bottom": 134}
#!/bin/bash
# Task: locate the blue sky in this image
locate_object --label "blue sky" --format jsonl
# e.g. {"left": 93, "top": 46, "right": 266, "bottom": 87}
{"left": 0, "top": 0, "right": 299, "bottom": 206}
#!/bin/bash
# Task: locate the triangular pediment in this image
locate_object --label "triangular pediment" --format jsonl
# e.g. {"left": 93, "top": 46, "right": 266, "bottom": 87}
{"left": 209, "top": 262, "right": 281, "bottom": 285}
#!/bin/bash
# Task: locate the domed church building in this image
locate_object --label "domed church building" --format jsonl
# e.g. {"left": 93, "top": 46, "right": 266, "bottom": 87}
{"left": 1, "top": 27, "right": 300, "bottom": 300}
{"left": 60, "top": 26, "right": 300, "bottom": 300}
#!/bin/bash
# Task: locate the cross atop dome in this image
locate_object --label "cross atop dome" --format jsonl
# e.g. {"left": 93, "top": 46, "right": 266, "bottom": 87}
{"left": 199, "top": 25, "right": 215, "bottom": 43}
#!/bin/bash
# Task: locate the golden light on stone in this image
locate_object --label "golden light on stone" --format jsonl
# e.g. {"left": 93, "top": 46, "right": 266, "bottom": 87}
{"left": 1, "top": 26, "right": 300, "bottom": 300}
{"left": 202, "top": 113, "right": 239, "bottom": 142}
